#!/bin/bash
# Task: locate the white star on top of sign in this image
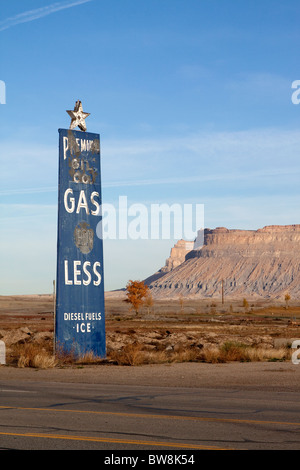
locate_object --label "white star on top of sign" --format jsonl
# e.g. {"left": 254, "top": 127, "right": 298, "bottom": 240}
{"left": 67, "top": 100, "right": 90, "bottom": 132}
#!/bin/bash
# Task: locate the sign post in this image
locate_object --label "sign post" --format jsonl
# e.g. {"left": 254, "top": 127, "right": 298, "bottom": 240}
{"left": 55, "top": 102, "right": 106, "bottom": 358}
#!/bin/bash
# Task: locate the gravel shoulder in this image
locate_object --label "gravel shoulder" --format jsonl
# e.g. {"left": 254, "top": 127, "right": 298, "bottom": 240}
{"left": 1, "top": 361, "right": 300, "bottom": 391}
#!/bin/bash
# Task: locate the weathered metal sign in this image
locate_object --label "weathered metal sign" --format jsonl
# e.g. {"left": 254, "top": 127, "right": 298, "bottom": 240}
{"left": 55, "top": 128, "right": 106, "bottom": 358}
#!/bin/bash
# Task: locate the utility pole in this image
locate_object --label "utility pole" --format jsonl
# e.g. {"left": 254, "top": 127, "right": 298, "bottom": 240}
{"left": 221, "top": 279, "right": 224, "bottom": 305}
{"left": 53, "top": 280, "right": 56, "bottom": 355}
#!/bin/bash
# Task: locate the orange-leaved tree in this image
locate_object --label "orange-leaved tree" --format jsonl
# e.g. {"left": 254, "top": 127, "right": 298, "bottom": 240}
{"left": 125, "top": 280, "right": 149, "bottom": 315}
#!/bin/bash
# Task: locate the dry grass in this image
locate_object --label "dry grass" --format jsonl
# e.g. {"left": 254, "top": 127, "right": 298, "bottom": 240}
{"left": 11, "top": 343, "right": 104, "bottom": 368}
{"left": 109, "top": 343, "right": 145, "bottom": 366}
{"left": 108, "top": 343, "right": 202, "bottom": 366}
{"left": 107, "top": 341, "right": 291, "bottom": 366}
{"left": 246, "top": 346, "right": 289, "bottom": 362}
{"left": 7, "top": 340, "right": 291, "bottom": 368}
{"left": 198, "top": 342, "right": 290, "bottom": 364}
{"left": 54, "top": 346, "right": 105, "bottom": 366}
{"left": 15, "top": 343, "right": 57, "bottom": 369}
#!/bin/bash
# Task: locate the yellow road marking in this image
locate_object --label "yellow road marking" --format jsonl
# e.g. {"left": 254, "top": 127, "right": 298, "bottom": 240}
{"left": 0, "top": 431, "right": 228, "bottom": 450}
{"left": 0, "top": 405, "right": 299, "bottom": 428}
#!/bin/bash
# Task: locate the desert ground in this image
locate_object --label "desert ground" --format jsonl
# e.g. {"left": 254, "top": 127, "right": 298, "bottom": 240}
{"left": 0, "top": 293, "right": 300, "bottom": 368}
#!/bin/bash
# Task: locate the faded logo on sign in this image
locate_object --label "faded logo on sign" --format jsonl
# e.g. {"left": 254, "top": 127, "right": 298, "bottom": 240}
{"left": 74, "top": 222, "right": 94, "bottom": 254}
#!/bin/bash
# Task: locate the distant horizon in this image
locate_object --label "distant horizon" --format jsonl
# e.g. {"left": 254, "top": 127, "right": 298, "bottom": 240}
{"left": 2, "top": 220, "right": 300, "bottom": 297}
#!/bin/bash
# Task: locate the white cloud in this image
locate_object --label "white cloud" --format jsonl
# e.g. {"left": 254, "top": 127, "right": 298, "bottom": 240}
{"left": 101, "top": 127, "right": 300, "bottom": 188}
{"left": 0, "top": 187, "right": 57, "bottom": 197}
{"left": 0, "top": 0, "right": 93, "bottom": 32}
{"left": 1, "top": 126, "right": 300, "bottom": 197}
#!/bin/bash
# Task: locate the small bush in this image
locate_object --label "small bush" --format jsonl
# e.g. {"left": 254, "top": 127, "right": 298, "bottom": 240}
{"left": 243, "top": 298, "right": 249, "bottom": 311}
{"left": 109, "top": 343, "right": 144, "bottom": 366}
{"left": 16, "top": 343, "right": 57, "bottom": 369}
{"left": 220, "top": 341, "right": 250, "bottom": 362}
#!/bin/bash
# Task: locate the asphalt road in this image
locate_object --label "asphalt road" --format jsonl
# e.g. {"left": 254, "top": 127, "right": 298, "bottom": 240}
{"left": 1, "top": 362, "right": 300, "bottom": 452}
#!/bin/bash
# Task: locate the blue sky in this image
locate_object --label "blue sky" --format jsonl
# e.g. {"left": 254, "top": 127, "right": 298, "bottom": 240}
{"left": 1, "top": 0, "right": 300, "bottom": 294}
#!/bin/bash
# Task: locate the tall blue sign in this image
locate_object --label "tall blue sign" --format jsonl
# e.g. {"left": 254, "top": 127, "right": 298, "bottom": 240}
{"left": 55, "top": 128, "right": 106, "bottom": 358}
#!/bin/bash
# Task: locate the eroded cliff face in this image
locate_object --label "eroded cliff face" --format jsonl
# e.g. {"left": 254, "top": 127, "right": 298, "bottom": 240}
{"left": 161, "top": 239, "right": 195, "bottom": 272}
{"left": 145, "top": 225, "right": 300, "bottom": 299}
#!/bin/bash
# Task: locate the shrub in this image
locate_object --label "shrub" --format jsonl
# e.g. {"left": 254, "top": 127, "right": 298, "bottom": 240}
{"left": 220, "top": 341, "right": 250, "bottom": 362}
{"left": 16, "top": 343, "right": 57, "bottom": 369}
{"left": 109, "top": 343, "right": 144, "bottom": 366}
